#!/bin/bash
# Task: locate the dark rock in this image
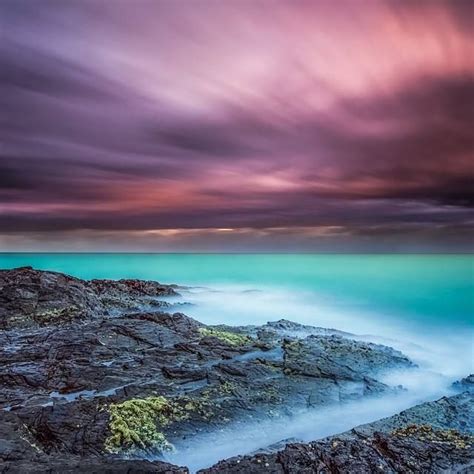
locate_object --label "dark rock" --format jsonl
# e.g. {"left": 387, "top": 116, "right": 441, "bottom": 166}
{"left": 347, "top": 391, "right": 474, "bottom": 436}
{"left": 264, "top": 319, "right": 353, "bottom": 338}
{"left": 200, "top": 393, "right": 474, "bottom": 473}
{"left": 453, "top": 374, "right": 474, "bottom": 393}
{"left": 0, "top": 267, "right": 105, "bottom": 329}
{"left": 0, "top": 267, "right": 179, "bottom": 330}
{"left": 0, "top": 267, "right": 452, "bottom": 474}
{"left": 126, "top": 311, "right": 202, "bottom": 335}
{"left": 0, "top": 408, "right": 187, "bottom": 472}
{"left": 89, "top": 278, "right": 179, "bottom": 313}
{"left": 8, "top": 458, "right": 188, "bottom": 474}
{"left": 282, "top": 334, "right": 414, "bottom": 381}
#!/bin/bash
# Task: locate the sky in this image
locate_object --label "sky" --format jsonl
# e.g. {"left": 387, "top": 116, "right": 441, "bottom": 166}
{"left": 1, "top": 0, "right": 473, "bottom": 252}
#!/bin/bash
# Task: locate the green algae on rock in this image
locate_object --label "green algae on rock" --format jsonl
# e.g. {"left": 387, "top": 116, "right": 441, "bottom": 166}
{"left": 33, "top": 306, "right": 81, "bottom": 326}
{"left": 105, "top": 395, "right": 216, "bottom": 454}
{"left": 198, "top": 327, "right": 252, "bottom": 346}
{"left": 391, "top": 424, "right": 473, "bottom": 449}
{"left": 105, "top": 396, "right": 185, "bottom": 454}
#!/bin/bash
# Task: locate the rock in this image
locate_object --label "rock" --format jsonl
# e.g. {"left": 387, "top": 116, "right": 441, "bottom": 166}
{"left": 12, "top": 458, "right": 188, "bottom": 474}
{"left": 200, "top": 393, "right": 474, "bottom": 473}
{"left": 0, "top": 267, "right": 442, "bottom": 473}
{"left": 347, "top": 391, "right": 474, "bottom": 436}
{"left": 282, "top": 334, "right": 414, "bottom": 381}
{"left": 0, "top": 409, "right": 188, "bottom": 473}
{"left": 0, "top": 267, "right": 179, "bottom": 330}
{"left": 89, "top": 278, "right": 179, "bottom": 313}
{"left": 90, "top": 278, "right": 178, "bottom": 298}
{"left": 0, "top": 267, "right": 105, "bottom": 329}
{"left": 264, "top": 319, "right": 353, "bottom": 338}
{"left": 453, "top": 374, "right": 474, "bottom": 393}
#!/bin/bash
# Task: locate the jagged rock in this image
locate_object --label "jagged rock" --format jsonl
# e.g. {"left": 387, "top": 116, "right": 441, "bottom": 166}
{"left": 0, "top": 267, "right": 179, "bottom": 330}
{"left": 0, "top": 408, "right": 187, "bottom": 473}
{"left": 89, "top": 278, "right": 178, "bottom": 313}
{"left": 200, "top": 393, "right": 474, "bottom": 473}
{"left": 0, "top": 267, "right": 458, "bottom": 473}
{"left": 348, "top": 391, "right": 474, "bottom": 437}
{"left": 89, "top": 278, "right": 178, "bottom": 297}
{"left": 0, "top": 267, "right": 105, "bottom": 329}
{"left": 264, "top": 319, "right": 353, "bottom": 338}
{"left": 453, "top": 374, "right": 474, "bottom": 393}
{"left": 282, "top": 334, "right": 414, "bottom": 381}
{"left": 7, "top": 458, "right": 188, "bottom": 474}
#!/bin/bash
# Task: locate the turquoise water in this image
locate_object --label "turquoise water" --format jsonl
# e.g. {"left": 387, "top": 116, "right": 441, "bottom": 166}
{"left": 1, "top": 253, "right": 472, "bottom": 330}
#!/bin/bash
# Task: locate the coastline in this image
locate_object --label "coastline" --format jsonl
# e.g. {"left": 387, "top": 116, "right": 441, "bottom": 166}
{"left": 0, "top": 266, "right": 472, "bottom": 473}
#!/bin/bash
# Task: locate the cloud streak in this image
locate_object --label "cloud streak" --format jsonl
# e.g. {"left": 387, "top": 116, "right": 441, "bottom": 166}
{"left": 1, "top": 0, "right": 473, "bottom": 251}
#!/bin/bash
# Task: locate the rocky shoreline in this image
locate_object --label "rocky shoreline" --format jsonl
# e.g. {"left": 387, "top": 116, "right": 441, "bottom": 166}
{"left": 0, "top": 266, "right": 472, "bottom": 473}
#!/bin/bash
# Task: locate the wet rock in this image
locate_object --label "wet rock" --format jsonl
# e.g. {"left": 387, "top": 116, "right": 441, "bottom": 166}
{"left": 90, "top": 278, "right": 179, "bottom": 313}
{"left": 0, "top": 267, "right": 435, "bottom": 473}
{"left": 453, "top": 374, "right": 474, "bottom": 393}
{"left": 0, "top": 408, "right": 186, "bottom": 472}
{"left": 200, "top": 393, "right": 474, "bottom": 473}
{"left": 0, "top": 314, "right": 413, "bottom": 463}
{"left": 90, "top": 278, "right": 178, "bottom": 298}
{"left": 7, "top": 458, "right": 188, "bottom": 474}
{"left": 282, "top": 335, "right": 414, "bottom": 381}
{"left": 204, "top": 434, "right": 473, "bottom": 473}
{"left": 0, "top": 267, "right": 105, "bottom": 329}
{"left": 264, "top": 319, "right": 353, "bottom": 338}
{"left": 348, "top": 391, "right": 474, "bottom": 437}
{"left": 0, "top": 267, "right": 179, "bottom": 330}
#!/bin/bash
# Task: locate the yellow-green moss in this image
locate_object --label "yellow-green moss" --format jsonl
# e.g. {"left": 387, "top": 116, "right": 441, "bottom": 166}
{"left": 391, "top": 425, "right": 473, "bottom": 449}
{"left": 219, "top": 381, "right": 236, "bottom": 394}
{"left": 283, "top": 340, "right": 303, "bottom": 353}
{"left": 261, "top": 386, "right": 280, "bottom": 403}
{"left": 104, "top": 395, "right": 215, "bottom": 454}
{"left": 104, "top": 396, "right": 184, "bottom": 454}
{"left": 199, "top": 327, "right": 252, "bottom": 346}
{"left": 181, "top": 396, "right": 210, "bottom": 414}
{"left": 34, "top": 306, "right": 79, "bottom": 324}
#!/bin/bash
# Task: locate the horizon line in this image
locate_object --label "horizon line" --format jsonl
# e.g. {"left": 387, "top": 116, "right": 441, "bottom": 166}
{"left": 1, "top": 252, "right": 473, "bottom": 256}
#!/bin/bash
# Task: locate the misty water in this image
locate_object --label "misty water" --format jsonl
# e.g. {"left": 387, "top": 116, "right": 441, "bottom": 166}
{"left": 1, "top": 253, "right": 473, "bottom": 471}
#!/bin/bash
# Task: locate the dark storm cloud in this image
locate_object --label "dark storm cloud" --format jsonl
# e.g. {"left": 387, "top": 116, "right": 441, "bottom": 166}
{"left": 0, "top": 42, "right": 117, "bottom": 100}
{"left": 300, "top": 74, "right": 474, "bottom": 204}
{"left": 0, "top": 0, "right": 473, "bottom": 251}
